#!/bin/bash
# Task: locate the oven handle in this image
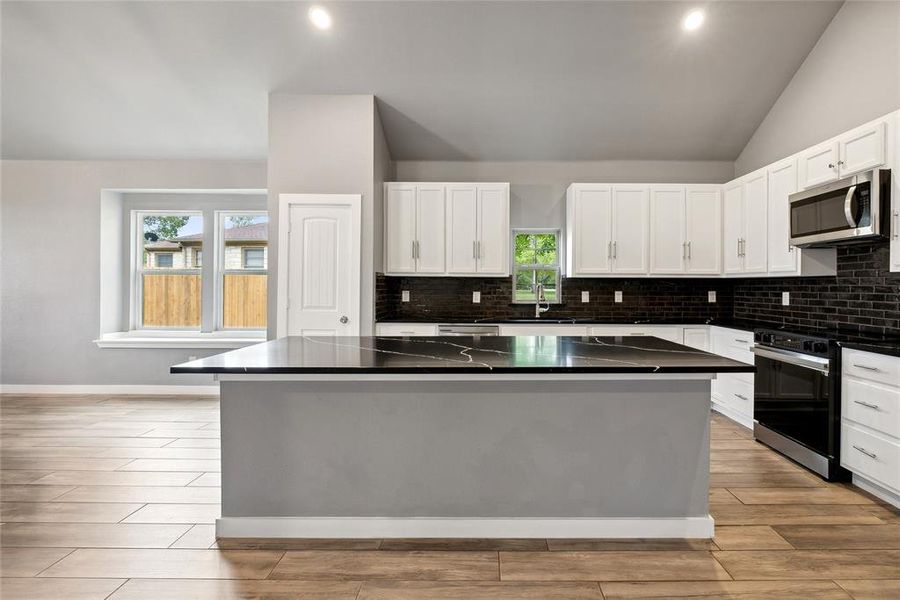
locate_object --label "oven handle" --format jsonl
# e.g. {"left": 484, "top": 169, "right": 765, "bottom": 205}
{"left": 752, "top": 346, "right": 830, "bottom": 374}
{"left": 844, "top": 185, "right": 858, "bottom": 227}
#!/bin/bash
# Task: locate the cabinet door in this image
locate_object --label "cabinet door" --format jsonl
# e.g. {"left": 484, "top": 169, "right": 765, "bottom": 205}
{"left": 571, "top": 186, "right": 612, "bottom": 275}
{"left": 799, "top": 141, "right": 839, "bottom": 188}
{"left": 723, "top": 181, "right": 744, "bottom": 274}
{"left": 445, "top": 185, "right": 477, "bottom": 274}
{"left": 649, "top": 186, "right": 686, "bottom": 274}
{"left": 839, "top": 121, "right": 886, "bottom": 177}
{"left": 476, "top": 184, "right": 509, "bottom": 275}
{"left": 685, "top": 185, "right": 722, "bottom": 275}
{"left": 767, "top": 159, "right": 799, "bottom": 274}
{"left": 611, "top": 185, "right": 649, "bottom": 274}
{"left": 683, "top": 327, "right": 710, "bottom": 352}
{"left": 385, "top": 184, "right": 417, "bottom": 273}
{"left": 742, "top": 169, "right": 768, "bottom": 274}
{"left": 415, "top": 185, "right": 446, "bottom": 274}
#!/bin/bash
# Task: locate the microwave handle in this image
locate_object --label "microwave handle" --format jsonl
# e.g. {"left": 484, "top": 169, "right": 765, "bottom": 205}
{"left": 844, "top": 185, "right": 858, "bottom": 227}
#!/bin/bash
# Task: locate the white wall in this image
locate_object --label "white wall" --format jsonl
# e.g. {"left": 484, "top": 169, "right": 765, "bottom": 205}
{"left": 735, "top": 1, "right": 900, "bottom": 176}
{"left": 267, "top": 94, "right": 384, "bottom": 337}
{"left": 0, "top": 159, "right": 266, "bottom": 386}
{"left": 394, "top": 160, "right": 734, "bottom": 231}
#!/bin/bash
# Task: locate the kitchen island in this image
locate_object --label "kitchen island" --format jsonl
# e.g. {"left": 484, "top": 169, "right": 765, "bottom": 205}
{"left": 172, "top": 335, "right": 753, "bottom": 539}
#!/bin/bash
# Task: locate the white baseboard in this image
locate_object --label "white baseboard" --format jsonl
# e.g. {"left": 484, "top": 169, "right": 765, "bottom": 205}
{"left": 852, "top": 474, "right": 900, "bottom": 509}
{"left": 0, "top": 384, "right": 219, "bottom": 396}
{"left": 216, "top": 516, "right": 715, "bottom": 539}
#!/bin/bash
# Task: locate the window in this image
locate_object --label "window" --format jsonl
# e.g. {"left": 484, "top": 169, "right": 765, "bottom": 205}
{"left": 193, "top": 249, "right": 202, "bottom": 268}
{"left": 513, "top": 230, "right": 561, "bottom": 303}
{"left": 243, "top": 247, "right": 265, "bottom": 269}
{"left": 220, "top": 213, "right": 268, "bottom": 329}
{"left": 138, "top": 212, "right": 203, "bottom": 328}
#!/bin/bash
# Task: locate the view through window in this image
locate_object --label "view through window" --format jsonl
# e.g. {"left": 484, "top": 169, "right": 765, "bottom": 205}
{"left": 221, "top": 213, "right": 268, "bottom": 329}
{"left": 140, "top": 213, "right": 203, "bottom": 328}
{"left": 513, "top": 231, "right": 561, "bottom": 303}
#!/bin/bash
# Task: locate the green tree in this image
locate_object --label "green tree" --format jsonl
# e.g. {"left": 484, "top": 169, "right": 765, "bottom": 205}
{"left": 227, "top": 215, "right": 258, "bottom": 229}
{"left": 143, "top": 216, "right": 189, "bottom": 240}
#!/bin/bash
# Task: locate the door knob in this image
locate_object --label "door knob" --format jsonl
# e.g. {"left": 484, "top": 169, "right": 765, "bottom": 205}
{"left": 339, "top": 316, "right": 349, "bottom": 324}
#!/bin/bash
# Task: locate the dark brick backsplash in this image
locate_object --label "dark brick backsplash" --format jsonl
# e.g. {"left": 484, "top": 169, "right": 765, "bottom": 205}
{"left": 732, "top": 242, "right": 899, "bottom": 336}
{"left": 377, "top": 242, "right": 899, "bottom": 335}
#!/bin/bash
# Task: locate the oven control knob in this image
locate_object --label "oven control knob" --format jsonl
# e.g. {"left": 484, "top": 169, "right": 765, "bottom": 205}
{"left": 757, "top": 333, "right": 776, "bottom": 345}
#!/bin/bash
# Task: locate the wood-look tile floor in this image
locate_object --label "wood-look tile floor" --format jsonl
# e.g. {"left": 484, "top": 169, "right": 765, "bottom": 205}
{"left": 1, "top": 395, "right": 899, "bottom": 599}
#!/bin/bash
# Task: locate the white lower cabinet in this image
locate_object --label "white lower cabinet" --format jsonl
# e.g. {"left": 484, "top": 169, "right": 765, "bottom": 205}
{"left": 374, "top": 323, "right": 438, "bottom": 336}
{"left": 588, "top": 325, "right": 683, "bottom": 344}
{"left": 841, "top": 348, "right": 900, "bottom": 507}
{"left": 709, "top": 326, "right": 755, "bottom": 429}
{"left": 498, "top": 325, "right": 587, "bottom": 336}
{"left": 682, "top": 327, "right": 710, "bottom": 351}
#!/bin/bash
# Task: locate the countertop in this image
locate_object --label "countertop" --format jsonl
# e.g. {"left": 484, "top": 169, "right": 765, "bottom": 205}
{"left": 171, "top": 335, "right": 756, "bottom": 375}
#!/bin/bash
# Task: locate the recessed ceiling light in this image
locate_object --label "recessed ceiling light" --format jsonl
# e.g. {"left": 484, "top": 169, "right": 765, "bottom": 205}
{"left": 308, "top": 5, "right": 332, "bottom": 30}
{"left": 682, "top": 9, "right": 705, "bottom": 31}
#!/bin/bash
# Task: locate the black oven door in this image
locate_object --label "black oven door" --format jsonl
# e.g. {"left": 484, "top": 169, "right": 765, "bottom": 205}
{"left": 753, "top": 347, "right": 833, "bottom": 457}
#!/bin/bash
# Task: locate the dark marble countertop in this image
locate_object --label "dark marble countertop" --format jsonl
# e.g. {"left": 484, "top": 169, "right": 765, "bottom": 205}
{"left": 376, "top": 316, "right": 767, "bottom": 331}
{"left": 171, "top": 335, "right": 756, "bottom": 375}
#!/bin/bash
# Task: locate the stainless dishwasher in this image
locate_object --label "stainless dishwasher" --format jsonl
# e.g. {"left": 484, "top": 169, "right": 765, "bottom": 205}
{"left": 437, "top": 325, "right": 500, "bottom": 336}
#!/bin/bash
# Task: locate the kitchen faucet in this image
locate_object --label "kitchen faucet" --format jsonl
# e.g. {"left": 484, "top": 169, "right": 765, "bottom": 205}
{"left": 534, "top": 282, "right": 550, "bottom": 319}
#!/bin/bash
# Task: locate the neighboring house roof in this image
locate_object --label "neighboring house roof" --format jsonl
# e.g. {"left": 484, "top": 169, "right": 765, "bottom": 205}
{"left": 144, "top": 240, "right": 181, "bottom": 250}
{"left": 171, "top": 222, "right": 267, "bottom": 243}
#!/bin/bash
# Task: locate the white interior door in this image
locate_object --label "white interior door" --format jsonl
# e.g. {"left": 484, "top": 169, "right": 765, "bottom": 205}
{"left": 649, "top": 186, "right": 686, "bottom": 274}
{"left": 279, "top": 194, "right": 360, "bottom": 337}
{"left": 446, "top": 185, "right": 477, "bottom": 274}
{"left": 611, "top": 185, "right": 649, "bottom": 274}
{"left": 685, "top": 185, "right": 722, "bottom": 275}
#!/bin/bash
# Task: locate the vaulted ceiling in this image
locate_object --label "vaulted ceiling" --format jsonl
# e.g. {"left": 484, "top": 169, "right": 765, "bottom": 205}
{"left": 1, "top": 1, "right": 842, "bottom": 161}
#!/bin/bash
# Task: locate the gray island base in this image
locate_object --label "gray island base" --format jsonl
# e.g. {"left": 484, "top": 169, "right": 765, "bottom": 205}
{"left": 172, "top": 335, "right": 755, "bottom": 539}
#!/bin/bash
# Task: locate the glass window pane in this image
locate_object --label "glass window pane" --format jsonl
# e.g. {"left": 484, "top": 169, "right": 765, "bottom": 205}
{"left": 515, "top": 270, "right": 536, "bottom": 302}
{"left": 534, "top": 233, "right": 558, "bottom": 265}
{"left": 535, "top": 269, "right": 558, "bottom": 302}
{"left": 142, "top": 273, "right": 201, "bottom": 328}
{"left": 142, "top": 215, "right": 202, "bottom": 270}
{"left": 514, "top": 233, "right": 536, "bottom": 265}
{"left": 223, "top": 214, "right": 268, "bottom": 329}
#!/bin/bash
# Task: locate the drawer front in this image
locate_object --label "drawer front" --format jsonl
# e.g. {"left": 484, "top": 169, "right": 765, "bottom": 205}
{"left": 711, "top": 327, "right": 755, "bottom": 363}
{"left": 589, "top": 326, "right": 682, "bottom": 343}
{"left": 843, "top": 377, "right": 900, "bottom": 440}
{"left": 715, "top": 373, "right": 753, "bottom": 417}
{"left": 375, "top": 324, "right": 437, "bottom": 336}
{"left": 841, "top": 422, "right": 900, "bottom": 491}
{"left": 843, "top": 348, "right": 900, "bottom": 387}
{"left": 500, "top": 325, "right": 588, "bottom": 336}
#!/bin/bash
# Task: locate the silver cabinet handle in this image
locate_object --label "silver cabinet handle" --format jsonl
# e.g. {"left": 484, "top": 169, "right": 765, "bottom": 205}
{"left": 736, "top": 238, "right": 741, "bottom": 257}
{"left": 687, "top": 241, "right": 692, "bottom": 259}
{"left": 412, "top": 240, "right": 417, "bottom": 259}
{"left": 608, "top": 241, "right": 612, "bottom": 259}
{"left": 682, "top": 242, "right": 687, "bottom": 260}
{"left": 415, "top": 241, "right": 420, "bottom": 259}
{"left": 893, "top": 211, "right": 899, "bottom": 240}
{"left": 853, "top": 364, "right": 880, "bottom": 372}
{"left": 828, "top": 163, "right": 835, "bottom": 169}
{"left": 477, "top": 241, "right": 481, "bottom": 259}
{"left": 735, "top": 339, "right": 750, "bottom": 344}
{"left": 853, "top": 445, "right": 877, "bottom": 460}
{"left": 853, "top": 400, "right": 880, "bottom": 410}
{"left": 734, "top": 394, "right": 749, "bottom": 401}
{"left": 613, "top": 241, "right": 617, "bottom": 259}
{"left": 472, "top": 241, "right": 477, "bottom": 259}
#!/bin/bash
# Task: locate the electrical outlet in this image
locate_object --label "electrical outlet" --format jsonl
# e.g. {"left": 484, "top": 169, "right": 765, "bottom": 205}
{"left": 708, "top": 291, "right": 716, "bottom": 303}
{"left": 472, "top": 291, "right": 481, "bottom": 304}
{"left": 782, "top": 291, "right": 790, "bottom": 306}
{"left": 614, "top": 291, "right": 623, "bottom": 303}
{"left": 401, "top": 290, "right": 410, "bottom": 302}
{"left": 581, "top": 291, "right": 590, "bottom": 303}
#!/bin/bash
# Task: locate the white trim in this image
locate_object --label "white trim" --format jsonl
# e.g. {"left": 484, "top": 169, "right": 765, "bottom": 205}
{"left": 852, "top": 474, "right": 900, "bottom": 509}
{"left": 276, "top": 194, "right": 362, "bottom": 338}
{"left": 215, "top": 373, "right": 718, "bottom": 382}
{"left": 0, "top": 384, "right": 219, "bottom": 396}
{"left": 94, "top": 331, "right": 264, "bottom": 349}
{"left": 216, "top": 515, "right": 714, "bottom": 539}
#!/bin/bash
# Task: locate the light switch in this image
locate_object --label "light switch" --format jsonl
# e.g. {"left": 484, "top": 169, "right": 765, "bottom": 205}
{"left": 614, "top": 291, "right": 623, "bottom": 303}
{"left": 401, "top": 290, "right": 410, "bottom": 302}
{"left": 708, "top": 291, "right": 716, "bottom": 303}
{"left": 581, "top": 291, "right": 590, "bottom": 303}
{"left": 472, "top": 291, "right": 481, "bottom": 304}
{"left": 782, "top": 292, "right": 790, "bottom": 306}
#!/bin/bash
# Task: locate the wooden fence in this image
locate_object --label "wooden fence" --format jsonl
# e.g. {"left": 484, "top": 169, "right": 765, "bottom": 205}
{"left": 142, "top": 273, "right": 266, "bottom": 329}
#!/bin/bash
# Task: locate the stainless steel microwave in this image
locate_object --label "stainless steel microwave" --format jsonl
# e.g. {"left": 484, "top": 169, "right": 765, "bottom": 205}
{"left": 789, "top": 168, "right": 891, "bottom": 247}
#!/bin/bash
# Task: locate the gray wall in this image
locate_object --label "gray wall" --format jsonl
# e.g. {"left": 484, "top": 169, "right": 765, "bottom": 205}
{"left": 0, "top": 159, "right": 266, "bottom": 386}
{"left": 395, "top": 160, "right": 734, "bottom": 230}
{"left": 735, "top": 1, "right": 900, "bottom": 176}
{"left": 373, "top": 104, "right": 395, "bottom": 275}
{"left": 267, "top": 94, "right": 380, "bottom": 337}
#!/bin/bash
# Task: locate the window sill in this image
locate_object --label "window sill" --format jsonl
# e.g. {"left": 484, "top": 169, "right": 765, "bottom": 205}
{"left": 94, "top": 332, "right": 266, "bottom": 349}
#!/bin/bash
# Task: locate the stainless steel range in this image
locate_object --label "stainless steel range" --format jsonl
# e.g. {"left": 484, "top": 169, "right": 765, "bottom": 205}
{"left": 752, "top": 329, "right": 849, "bottom": 481}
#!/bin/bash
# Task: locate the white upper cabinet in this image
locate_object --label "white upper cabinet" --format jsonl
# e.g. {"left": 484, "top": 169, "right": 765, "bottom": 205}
{"left": 566, "top": 184, "right": 612, "bottom": 275}
{"left": 446, "top": 184, "right": 478, "bottom": 274}
{"left": 742, "top": 168, "right": 768, "bottom": 274}
{"left": 610, "top": 185, "right": 649, "bottom": 274}
{"left": 799, "top": 119, "right": 888, "bottom": 189}
{"left": 384, "top": 184, "right": 417, "bottom": 274}
{"left": 649, "top": 186, "right": 687, "bottom": 274}
{"left": 476, "top": 184, "right": 510, "bottom": 275}
{"left": 384, "top": 182, "right": 508, "bottom": 277}
{"left": 685, "top": 185, "right": 722, "bottom": 275}
{"left": 767, "top": 158, "right": 799, "bottom": 274}
{"left": 722, "top": 180, "right": 744, "bottom": 275}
